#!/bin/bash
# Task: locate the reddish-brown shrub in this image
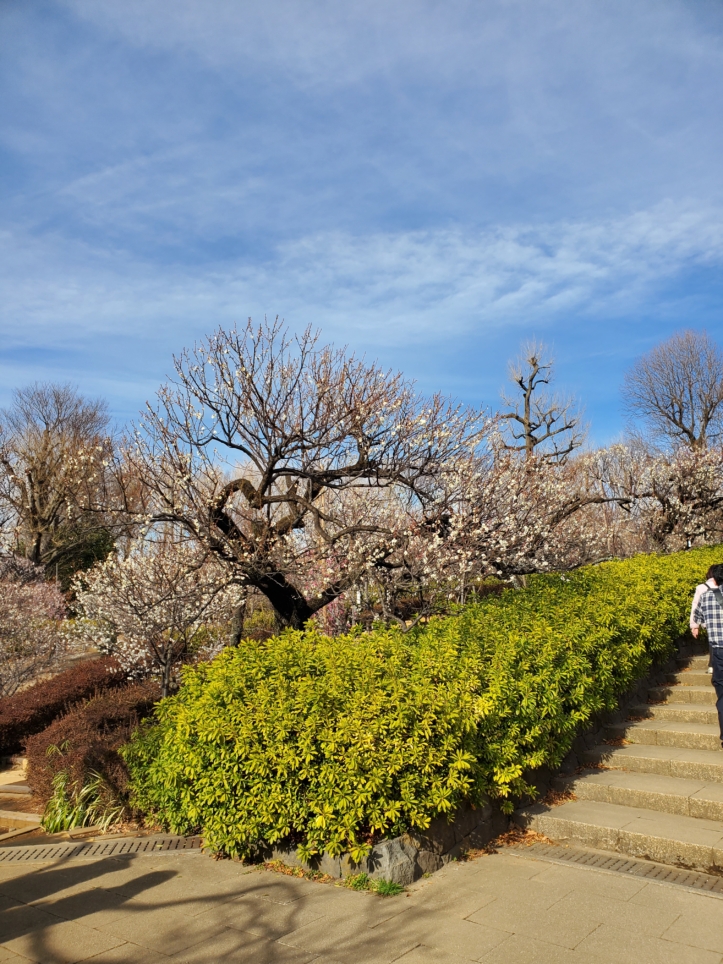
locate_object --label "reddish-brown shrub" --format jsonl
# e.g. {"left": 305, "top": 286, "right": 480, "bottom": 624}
{"left": 25, "top": 681, "right": 160, "bottom": 807}
{"left": 0, "top": 657, "right": 128, "bottom": 755}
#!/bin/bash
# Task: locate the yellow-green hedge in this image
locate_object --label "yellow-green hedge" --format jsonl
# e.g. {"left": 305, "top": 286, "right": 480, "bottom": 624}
{"left": 123, "top": 546, "right": 720, "bottom": 860}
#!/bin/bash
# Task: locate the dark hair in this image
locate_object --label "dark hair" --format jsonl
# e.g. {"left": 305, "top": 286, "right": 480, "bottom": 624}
{"left": 710, "top": 564, "right": 723, "bottom": 586}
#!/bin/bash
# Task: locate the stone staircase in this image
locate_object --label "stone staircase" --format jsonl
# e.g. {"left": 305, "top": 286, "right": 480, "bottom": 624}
{"left": 517, "top": 651, "right": 723, "bottom": 873}
{"left": 0, "top": 758, "right": 41, "bottom": 841}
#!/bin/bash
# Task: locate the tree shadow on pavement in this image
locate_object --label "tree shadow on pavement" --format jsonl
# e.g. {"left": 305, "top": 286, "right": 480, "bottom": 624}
{"left": 0, "top": 854, "right": 420, "bottom": 964}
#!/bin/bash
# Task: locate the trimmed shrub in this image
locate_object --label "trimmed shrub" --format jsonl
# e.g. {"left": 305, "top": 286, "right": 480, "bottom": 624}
{"left": 123, "top": 546, "right": 721, "bottom": 861}
{"left": 0, "top": 657, "right": 128, "bottom": 755}
{"left": 25, "top": 681, "right": 160, "bottom": 808}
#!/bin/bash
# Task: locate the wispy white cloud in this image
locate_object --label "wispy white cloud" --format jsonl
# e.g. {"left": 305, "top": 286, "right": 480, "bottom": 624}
{"left": 8, "top": 0, "right": 723, "bottom": 243}
{"left": 2, "top": 200, "right": 721, "bottom": 356}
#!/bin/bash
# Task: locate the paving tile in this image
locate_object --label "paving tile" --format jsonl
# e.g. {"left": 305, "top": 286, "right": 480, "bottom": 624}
{"left": 28, "top": 887, "right": 133, "bottom": 928}
{"left": 194, "top": 893, "right": 328, "bottom": 941}
{"left": 175, "top": 858, "right": 256, "bottom": 885}
{"left": 293, "top": 888, "right": 414, "bottom": 929}
{"left": 660, "top": 899, "right": 723, "bottom": 953}
{"left": 410, "top": 854, "right": 541, "bottom": 891}
{"left": 1, "top": 860, "right": 180, "bottom": 905}
{"left": 102, "top": 874, "right": 244, "bottom": 917}
{"left": 448, "top": 872, "right": 578, "bottom": 911}
{"left": 466, "top": 896, "right": 600, "bottom": 950}
{"left": 173, "top": 927, "right": 316, "bottom": 963}
{"left": 83, "top": 943, "right": 171, "bottom": 963}
{"left": 479, "top": 933, "right": 589, "bottom": 964}
{"left": 0, "top": 895, "right": 22, "bottom": 914}
{"left": 158, "top": 864, "right": 262, "bottom": 899}
{"left": 576, "top": 923, "right": 722, "bottom": 964}
{"left": 82, "top": 865, "right": 184, "bottom": 901}
{"left": 301, "top": 959, "right": 345, "bottom": 964}
{"left": 240, "top": 876, "right": 317, "bottom": 906}
{"left": 0, "top": 866, "right": 34, "bottom": 884}
{"left": 526, "top": 863, "right": 648, "bottom": 901}
{"left": 549, "top": 890, "right": 682, "bottom": 938}
{"left": 0, "top": 869, "right": 84, "bottom": 906}
{"left": 459, "top": 854, "right": 546, "bottom": 881}
{"left": 97, "top": 904, "right": 223, "bottom": 956}
{"left": 0, "top": 949, "right": 34, "bottom": 964}
{"left": 406, "top": 887, "right": 497, "bottom": 919}
{"left": 278, "top": 915, "right": 419, "bottom": 964}
{"left": 0, "top": 902, "right": 125, "bottom": 963}
{"left": 386, "top": 913, "right": 511, "bottom": 960}
{"left": 285, "top": 887, "right": 391, "bottom": 920}
{"left": 393, "top": 945, "right": 476, "bottom": 963}
{"left": 630, "top": 881, "right": 722, "bottom": 914}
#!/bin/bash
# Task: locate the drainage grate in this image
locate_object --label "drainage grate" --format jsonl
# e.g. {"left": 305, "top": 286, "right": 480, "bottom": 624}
{"left": 0, "top": 835, "right": 202, "bottom": 863}
{"left": 510, "top": 842, "right": 723, "bottom": 895}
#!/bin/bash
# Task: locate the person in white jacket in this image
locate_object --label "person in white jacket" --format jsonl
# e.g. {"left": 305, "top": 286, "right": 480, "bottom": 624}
{"left": 691, "top": 566, "right": 720, "bottom": 674}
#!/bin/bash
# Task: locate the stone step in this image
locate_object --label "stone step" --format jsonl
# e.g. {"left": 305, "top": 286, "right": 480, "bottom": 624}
{"left": 0, "top": 809, "right": 40, "bottom": 832}
{"left": 583, "top": 743, "right": 723, "bottom": 783}
{"left": 628, "top": 702, "right": 719, "bottom": 725}
{"left": 555, "top": 769, "right": 723, "bottom": 820}
{"left": 605, "top": 719, "right": 722, "bottom": 751}
{"left": 0, "top": 783, "right": 31, "bottom": 796}
{"left": 667, "top": 671, "right": 713, "bottom": 687}
{"left": 515, "top": 798, "right": 723, "bottom": 873}
{"left": 649, "top": 684, "right": 715, "bottom": 705}
{"left": 677, "top": 654, "right": 711, "bottom": 669}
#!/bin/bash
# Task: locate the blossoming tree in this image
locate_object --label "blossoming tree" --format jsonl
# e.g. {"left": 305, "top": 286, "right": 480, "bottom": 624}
{"left": 126, "top": 318, "right": 485, "bottom": 630}
{"left": 73, "top": 540, "right": 244, "bottom": 696}
{"left": 0, "top": 556, "right": 68, "bottom": 697}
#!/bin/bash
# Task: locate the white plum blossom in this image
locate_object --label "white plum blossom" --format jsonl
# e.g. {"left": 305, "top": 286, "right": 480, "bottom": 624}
{"left": 73, "top": 540, "right": 245, "bottom": 696}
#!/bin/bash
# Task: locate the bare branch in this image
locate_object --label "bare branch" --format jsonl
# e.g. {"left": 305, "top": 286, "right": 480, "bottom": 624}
{"left": 623, "top": 329, "right": 723, "bottom": 449}
{"left": 499, "top": 340, "right": 585, "bottom": 462}
{"left": 129, "top": 318, "right": 486, "bottom": 629}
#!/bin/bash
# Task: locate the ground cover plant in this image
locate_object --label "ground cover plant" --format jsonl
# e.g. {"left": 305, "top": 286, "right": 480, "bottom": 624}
{"left": 0, "top": 656, "right": 127, "bottom": 755}
{"left": 41, "top": 770, "right": 126, "bottom": 833}
{"left": 344, "top": 873, "right": 404, "bottom": 896}
{"left": 123, "top": 545, "right": 721, "bottom": 862}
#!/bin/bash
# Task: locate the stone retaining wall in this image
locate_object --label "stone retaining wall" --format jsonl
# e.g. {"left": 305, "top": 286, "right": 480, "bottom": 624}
{"left": 268, "top": 800, "right": 508, "bottom": 886}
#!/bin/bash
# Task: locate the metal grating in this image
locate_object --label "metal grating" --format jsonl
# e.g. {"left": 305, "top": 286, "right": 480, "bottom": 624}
{"left": 0, "top": 835, "right": 202, "bottom": 863}
{"left": 511, "top": 842, "right": 723, "bottom": 894}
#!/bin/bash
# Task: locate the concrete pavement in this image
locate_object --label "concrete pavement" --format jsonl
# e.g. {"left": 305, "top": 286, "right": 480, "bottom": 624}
{"left": 1, "top": 845, "right": 723, "bottom": 963}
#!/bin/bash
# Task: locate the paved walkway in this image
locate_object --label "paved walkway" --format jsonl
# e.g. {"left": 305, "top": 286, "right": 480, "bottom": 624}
{"left": 1, "top": 846, "right": 723, "bottom": 963}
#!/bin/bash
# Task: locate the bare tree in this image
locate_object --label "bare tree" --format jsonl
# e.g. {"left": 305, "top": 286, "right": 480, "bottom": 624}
{"left": 623, "top": 329, "right": 723, "bottom": 450}
{"left": 0, "top": 384, "right": 125, "bottom": 581}
{"left": 128, "top": 318, "right": 484, "bottom": 630}
{"left": 499, "top": 341, "right": 585, "bottom": 462}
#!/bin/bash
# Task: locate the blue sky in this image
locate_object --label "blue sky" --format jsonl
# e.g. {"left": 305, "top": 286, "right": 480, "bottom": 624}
{"left": 2, "top": 1, "right": 723, "bottom": 444}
